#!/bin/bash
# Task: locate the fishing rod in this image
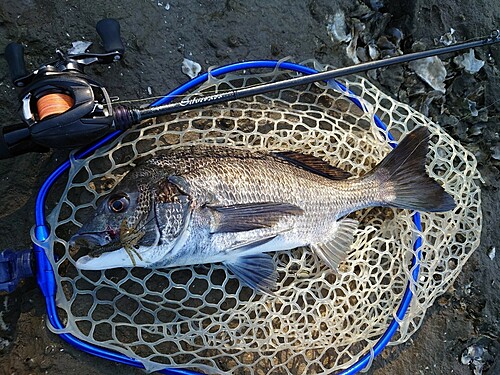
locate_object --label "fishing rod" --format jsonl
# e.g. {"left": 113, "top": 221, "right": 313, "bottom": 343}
{"left": 132, "top": 29, "right": 500, "bottom": 123}
{"left": 0, "top": 21, "right": 499, "bottom": 159}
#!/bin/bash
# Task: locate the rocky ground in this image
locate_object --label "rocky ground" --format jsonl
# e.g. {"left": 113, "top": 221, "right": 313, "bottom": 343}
{"left": 0, "top": 1, "right": 498, "bottom": 374}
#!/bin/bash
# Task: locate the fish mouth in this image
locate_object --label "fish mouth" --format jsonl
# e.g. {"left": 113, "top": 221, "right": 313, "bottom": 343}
{"left": 71, "top": 231, "right": 135, "bottom": 271}
{"left": 69, "top": 231, "right": 122, "bottom": 257}
{"left": 69, "top": 232, "right": 109, "bottom": 248}
{"left": 76, "top": 248, "right": 137, "bottom": 270}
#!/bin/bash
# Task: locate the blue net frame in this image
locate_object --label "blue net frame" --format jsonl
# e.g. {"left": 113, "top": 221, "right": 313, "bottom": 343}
{"left": 32, "top": 60, "right": 422, "bottom": 375}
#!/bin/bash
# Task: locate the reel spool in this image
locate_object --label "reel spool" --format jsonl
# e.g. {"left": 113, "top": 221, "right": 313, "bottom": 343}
{"left": 36, "top": 93, "right": 75, "bottom": 121}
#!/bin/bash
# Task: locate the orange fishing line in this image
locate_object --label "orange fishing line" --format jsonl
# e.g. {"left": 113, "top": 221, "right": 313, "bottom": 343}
{"left": 37, "top": 93, "right": 74, "bottom": 120}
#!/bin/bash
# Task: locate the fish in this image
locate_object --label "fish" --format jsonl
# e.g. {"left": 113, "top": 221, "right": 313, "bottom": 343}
{"left": 71, "top": 127, "right": 456, "bottom": 293}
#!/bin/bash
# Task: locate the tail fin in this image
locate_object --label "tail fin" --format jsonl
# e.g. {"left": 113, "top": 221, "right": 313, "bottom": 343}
{"left": 370, "top": 127, "right": 456, "bottom": 212}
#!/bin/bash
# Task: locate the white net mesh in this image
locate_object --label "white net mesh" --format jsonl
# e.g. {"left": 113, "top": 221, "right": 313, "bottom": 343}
{"left": 34, "top": 61, "right": 482, "bottom": 374}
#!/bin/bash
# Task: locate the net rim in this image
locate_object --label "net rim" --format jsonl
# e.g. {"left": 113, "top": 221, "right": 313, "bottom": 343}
{"left": 32, "top": 59, "right": 422, "bottom": 375}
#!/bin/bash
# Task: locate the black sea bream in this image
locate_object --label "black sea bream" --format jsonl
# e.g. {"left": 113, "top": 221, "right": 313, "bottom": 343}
{"left": 71, "top": 127, "right": 455, "bottom": 293}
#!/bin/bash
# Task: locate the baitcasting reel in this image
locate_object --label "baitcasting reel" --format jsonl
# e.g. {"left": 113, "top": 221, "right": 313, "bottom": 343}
{"left": 0, "top": 19, "right": 125, "bottom": 159}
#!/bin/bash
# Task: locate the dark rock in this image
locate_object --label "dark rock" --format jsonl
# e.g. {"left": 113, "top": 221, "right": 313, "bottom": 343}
{"left": 377, "top": 35, "right": 396, "bottom": 50}
{"left": 378, "top": 65, "right": 404, "bottom": 94}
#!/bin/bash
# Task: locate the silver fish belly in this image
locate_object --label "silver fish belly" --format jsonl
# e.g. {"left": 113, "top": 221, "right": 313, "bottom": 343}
{"left": 72, "top": 127, "right": 455, "bottom": 293}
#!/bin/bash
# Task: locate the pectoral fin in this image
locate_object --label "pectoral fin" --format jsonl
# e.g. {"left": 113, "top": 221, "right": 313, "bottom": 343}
{"left": 311, "top": 218, "right": 358, "bottom": 271}
{"left": 208, "top": 202, "right": 303, "bottom": 233}
{"left": 224, "top": 253, "right": 278, "bottom": 294}
{"left": 225, "top": 233, "right": 279, "bottom": 253}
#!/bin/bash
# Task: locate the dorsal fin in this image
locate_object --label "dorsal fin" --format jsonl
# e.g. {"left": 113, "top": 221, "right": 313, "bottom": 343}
{"left": 273, "top": 151, "right": 352, "bottom": 180}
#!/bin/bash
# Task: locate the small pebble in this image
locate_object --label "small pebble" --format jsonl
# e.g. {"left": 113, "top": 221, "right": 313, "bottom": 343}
{"left": 488, "top": 247, "right": 496, "bottom": 260}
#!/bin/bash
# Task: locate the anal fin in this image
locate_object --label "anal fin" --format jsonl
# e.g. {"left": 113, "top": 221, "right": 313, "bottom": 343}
{"left": 224, "top": 253, "right": 278, "bottom": 294}
{"left": 311, "top": 218, "right": 358, "bottom": 271}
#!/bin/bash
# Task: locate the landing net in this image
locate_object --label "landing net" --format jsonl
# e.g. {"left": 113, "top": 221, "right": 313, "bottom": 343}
{"left": 36, "top": 61, "right": 481, "bottom": 374}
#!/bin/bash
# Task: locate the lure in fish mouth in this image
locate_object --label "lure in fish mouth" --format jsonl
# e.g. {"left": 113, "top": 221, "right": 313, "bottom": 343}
{"left": 71, "top": 219, "right": 145, "bottom": 264}
{"left": 70, "top": 127, "right": 456, "bottom": 294}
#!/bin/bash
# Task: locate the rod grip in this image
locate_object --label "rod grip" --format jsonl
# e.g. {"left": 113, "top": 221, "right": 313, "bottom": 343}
{"left": 96, "top": 18, "right": 125, "bottom": 54}
{"left": 0, "top": 123, "right": 47, "bottom": 159}
{"left": 4, "top": 43, "right": 28, "bottom": 85}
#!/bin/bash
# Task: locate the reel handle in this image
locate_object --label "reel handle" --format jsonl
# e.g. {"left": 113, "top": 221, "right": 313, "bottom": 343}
{"left": 96, "top": 18, "right": 125, "bottom": 55}
{"left": 5, "top": 43, "right": 28, "bottom": 86}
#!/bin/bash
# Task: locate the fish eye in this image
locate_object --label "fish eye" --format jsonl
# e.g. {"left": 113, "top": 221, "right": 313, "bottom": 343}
{"left": 108, "top": 195, "right": 130, "bottom": 213}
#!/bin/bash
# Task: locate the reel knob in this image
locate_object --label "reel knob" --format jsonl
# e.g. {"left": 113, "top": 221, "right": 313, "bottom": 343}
{"left": 96, "top": 18, "right": 125, "bottom": 55}
{"left": 5, "top": 43, "right": 29, "bottom": 86}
